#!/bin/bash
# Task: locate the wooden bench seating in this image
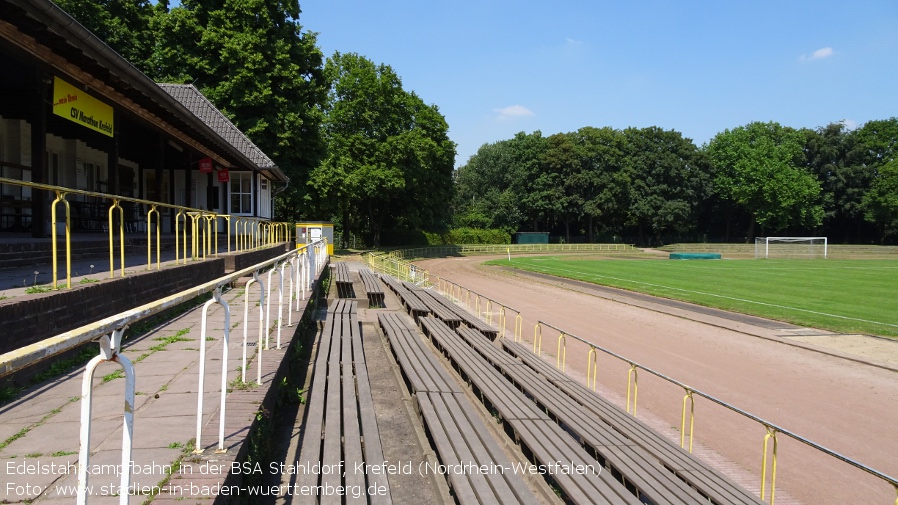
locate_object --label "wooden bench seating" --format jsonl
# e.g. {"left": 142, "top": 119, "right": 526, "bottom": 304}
{"left": 380, "top": 275, "right": 430, "bottom": 318}
{"left": 405, "top": 284, "right": 498, "bottom": 339}
{"left": 358, "top": 268, "right": 386, "bottom": 307}
{"left": 419, "top": 316, "right": 642, "bottom": 505}
{"left": 451, "top": 327, "right": 707, "bottom": 505}
{"left": 500, "top": 339, "right": 763, "bottom": 505}
{"left": 296, "top": 300, "right": 392, "bottom": 504}
{"left": 333, "top": 262, "right": 355, "bottom": 298}
{"left": 410, "top": 288, "right": 463, "bottom": 328}
{"left": 378, "top": 313, "right": 539, "bottom": 504}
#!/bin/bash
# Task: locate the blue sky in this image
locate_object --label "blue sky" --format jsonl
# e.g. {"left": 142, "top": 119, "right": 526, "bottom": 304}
{"left": 298, "top": 1, "right": 897, "bottom": 167}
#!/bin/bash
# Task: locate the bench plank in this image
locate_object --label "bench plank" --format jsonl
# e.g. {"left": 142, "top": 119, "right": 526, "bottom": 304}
{"left": 420, "top": 316, "right": 641, "bottom": 505}
{"left": 501, "top": 339, "right": 763, "bottom": 505}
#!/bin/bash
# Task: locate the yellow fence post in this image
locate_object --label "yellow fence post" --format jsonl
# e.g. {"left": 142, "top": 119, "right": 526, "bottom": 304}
{"left": 146, "top": 204, "right": 159, "bottom": 272}
{"left": 533, "top": 323, "right": 542, "bottom": 356}
{"left": 175, "top": 210, "right": 185, "bottom": 264}
{"left": 515, "top": 314, "right": 523, "bottom": 342}
{"left": 50, "top": 191, "right": 72, "bottom": 290}
{"left": 221, "top": 214, "right": 231, "bottom": 254}
{"left": 681, "top": 388, "right": 695, "bottom": 453}
{"left": 556, "top": 332, "right": 566, "bottom": 371}
{"left": 108, "top": 199, "right": 125, "bottom": 277}
{"left": 626, "top": 363, "right": 639, "bottom": 417}
{"left": 587, "top": 347, "right": 598, "bottom": 391}
{"left": 212, "top": 214, "right": 219, "bottom": 256}
{"left": 498, "top": 306, "right": 506, "bottom": 338}
{"left": 761, "top": 426, "right": 778, "bottom": 504}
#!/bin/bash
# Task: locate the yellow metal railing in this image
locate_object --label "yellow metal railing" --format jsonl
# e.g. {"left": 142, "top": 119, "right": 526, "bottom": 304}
{"left": 387, "top": 242, "right": 639, "bottom": 260}
{"left": 0, "top": 177, "right": 290, "bottom": 289}
{"left": 365, "top": 249, "right": 898, "bottom": 505}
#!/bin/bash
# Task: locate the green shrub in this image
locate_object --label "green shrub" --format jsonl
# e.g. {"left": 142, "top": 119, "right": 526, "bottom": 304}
{"left": 423, "top": 228, "right": 511, "bottom": 245}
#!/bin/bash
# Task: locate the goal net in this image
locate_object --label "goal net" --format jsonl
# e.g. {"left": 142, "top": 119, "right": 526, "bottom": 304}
{"left": 754, "top": 237, "right": 828, "bottom": 259}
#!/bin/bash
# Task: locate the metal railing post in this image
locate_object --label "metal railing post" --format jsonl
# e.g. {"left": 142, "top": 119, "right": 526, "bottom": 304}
{"left": 108, "top": 199, "right": 125, "bottom": 277}
{"left": 175, "top": 210, "right": 185, "bottom": 264}
{"left": 281, "top": 259, "right": 295, "bottom": 331}
{"left": 761, "top": 426, "right": 779, "bottom": 504}
{"left": 557, "top": 332, "right": 566, "bottom": 371}
{"left": 195, "top": 287, "right": 231, "bottom": 453}
{"left": 77, "top": 327, "right": 133, "bottom": 505}
{"left": 275, "top": 261, "right": 286, "bottom": 349}
{"left": 627, "top": 363, "right": 639, "bottom": 417}
{"left": 242, "top": 272, "right": 265, "bottom": 385}
{"left": 681, "top": 388, "right": 695, "bottom": 453}
{"left": 50, "top": 191, "right": 72, "bottom": 289}
{"left": 265, "top": 265, "right": 279, "bottom": 350}
{"left": 146, "top": 204, "right": 160, "bottom": 271}
{"left": 533, "top": 322, "right": 542, "bottom": 356}
{"left": 587, "top": 346, "right": 598, "bottom": 391}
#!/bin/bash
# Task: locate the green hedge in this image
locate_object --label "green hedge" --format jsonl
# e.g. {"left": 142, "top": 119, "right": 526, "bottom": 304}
{"left": 422, "top": 228, "right": 511, "bottom": 245}
{"left": 377, "top": 228, "right": 510, "bottom": 246}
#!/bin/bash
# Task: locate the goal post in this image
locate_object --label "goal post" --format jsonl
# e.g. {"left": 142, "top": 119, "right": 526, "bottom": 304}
{"left": 754, "top": 237, "right": 828, "bottom": 259}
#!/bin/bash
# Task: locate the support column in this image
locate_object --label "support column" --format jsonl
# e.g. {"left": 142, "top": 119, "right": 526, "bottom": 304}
{"left": 30, "top": 70, "right": 48, "bottom": 238}
{"left": 168, "top": 148, "right": 175, "bottom": 233}
{"left": 108, "top": 110, "right": 119, "bottom": 196}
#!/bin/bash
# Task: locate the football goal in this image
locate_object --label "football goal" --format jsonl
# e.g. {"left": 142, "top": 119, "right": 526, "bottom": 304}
{"left": 754, "top": 237, "right": 828, "bottom": 259}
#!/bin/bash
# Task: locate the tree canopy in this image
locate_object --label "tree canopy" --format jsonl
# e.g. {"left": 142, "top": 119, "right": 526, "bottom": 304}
{"left": 44, "top": 4, "right": 898, "bottom": 245}
{"left": 705, "top": 121, "right": 823, "bottom": 239}
{"left": 310, "top": 52, "right": 455, "bottom": 246}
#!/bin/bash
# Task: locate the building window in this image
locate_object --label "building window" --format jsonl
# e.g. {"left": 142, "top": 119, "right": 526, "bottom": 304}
{"left": 230, "top": 172, "right": 253, "bottom": 214}
{"left": 259, "top": 176, "right": 270, "bottom": 218}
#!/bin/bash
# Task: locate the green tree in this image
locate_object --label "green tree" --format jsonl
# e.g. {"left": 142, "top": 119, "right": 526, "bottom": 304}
{"left": 706, "top": 121, "right": 823, "bottom": 240}
{"left": 850, "top": 117, "right": 898, "bottom": 167}
{"left": 152, "top": 0, "right": 328, "bottom": 221}
{"left": 621, "top": 127, "right": 709, "bottom": 245}
{"left": 508, "top": 132, "right": 549, "bottom": 231}
{"left": 311, "top": 52, "right": 454, "bottom": 246}
{"left": 55, "top": 0, "right": 157, "bottom": 69}
{"left": 862, "top": 159, "right": 898, "bottom": 243}
{"left": 539, "top": 133, "right": 582, "bottom": 241}
{"left": 453, "top": 140, "right": 524, "bottom": 232}
{"left": 572, "top": 126, "right": 626, "bottom": 242}
{"left": 801, "top": 122, "right": 873, "bottom": 242}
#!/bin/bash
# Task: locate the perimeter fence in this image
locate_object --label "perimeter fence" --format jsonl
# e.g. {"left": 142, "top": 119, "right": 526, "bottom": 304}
{"left": 366, "top": 247, "right": 898, "bottom": 505}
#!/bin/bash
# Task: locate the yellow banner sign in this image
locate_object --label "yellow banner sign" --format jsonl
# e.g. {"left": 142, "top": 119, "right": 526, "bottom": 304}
{"left": 52, "top": 76, "right": 114, "bottom": 137}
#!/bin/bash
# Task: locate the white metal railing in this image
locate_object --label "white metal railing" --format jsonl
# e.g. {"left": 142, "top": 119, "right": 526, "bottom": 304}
{"left": 0, "top": 238, "right": 329, "bottom": 504}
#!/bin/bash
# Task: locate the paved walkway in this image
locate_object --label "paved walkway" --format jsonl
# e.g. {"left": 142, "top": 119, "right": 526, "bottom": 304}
{"left": 1, "top": 263, "right": 315, "bottom": 504}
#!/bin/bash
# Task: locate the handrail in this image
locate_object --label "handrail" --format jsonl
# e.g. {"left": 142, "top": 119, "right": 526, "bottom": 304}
{"left": 0, "top": 177, "right": 289, "bottom": 288}
{"left": 384, "top": 243, "right": 639, "bottom": 260}
{"left": 532, "top": 321, "right": 898, "bottom": 499}
{"left": 0, "top": 238, "right": 328, "bottom": 504}
{"left": 0, "top": 241, "right": 325, "bottom": 377}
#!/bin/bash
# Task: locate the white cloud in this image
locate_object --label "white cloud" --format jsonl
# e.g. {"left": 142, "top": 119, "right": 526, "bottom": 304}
{"left": 801, "top": 47, "right": 834, "bottom": 61}
{"left": 494, "top": 105, "right": 534, "bottom": 121}
{"left": 841, "top": 119, "right": 858, "bottom": 130}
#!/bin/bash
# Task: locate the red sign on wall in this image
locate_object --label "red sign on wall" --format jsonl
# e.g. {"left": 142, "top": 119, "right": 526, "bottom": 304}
{"left": 217, "top": 168, "right": 229, "bottom": 182}
{"left": 199, "top": 157, "right": 213, "bottom": 173}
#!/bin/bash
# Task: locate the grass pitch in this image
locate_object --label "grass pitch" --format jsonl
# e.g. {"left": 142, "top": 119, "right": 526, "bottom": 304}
{"left": 486, "top": 256, "right": 898, "bottom": 338}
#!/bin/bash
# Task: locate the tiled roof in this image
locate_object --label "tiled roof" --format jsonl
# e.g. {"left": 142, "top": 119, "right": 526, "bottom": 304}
{"left": 157, "top": 83, "right": 277, "bottom": 171}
